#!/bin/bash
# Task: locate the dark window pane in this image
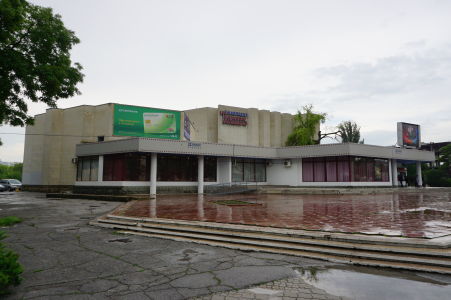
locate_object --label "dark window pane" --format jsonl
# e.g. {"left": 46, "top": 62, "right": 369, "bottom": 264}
{"left": 337, "top": 157, "right": 350, "bottom": 182}
{"left": 204, "top": 157, "right": 217, "bottom": 182}
{"left": 326, "top": 158, "right": 337, "bottom": 182}
{"left": 77, "top": 159, "right": 82, "bottom": 181}
{"left": 82, "top": 158, "right": 91, "bottom": 181}
{"left": 103, "top": 155, "right": 113, "bottom": 181}
{"left": 158, "top": 155, "right": 198, "bottom": 181}
{"left": 255, "top": 162, "right": 266, "bottom": 182}
{"left": 366, "top": 158, "right": 375, "bottom": 182}
{"left": 232, "top": 159, "right": 243, "bottom": 182}
{"left": 90, "top": 158, "right": 98, "bottom": 181}
{"left": 302, "top": 159, "right": 314, "bottom": 182}
{"left": 314, "top": 158, "right": 326, "bottom": 182}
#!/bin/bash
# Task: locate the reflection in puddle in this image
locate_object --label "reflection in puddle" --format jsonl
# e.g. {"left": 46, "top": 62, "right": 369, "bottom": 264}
{"left": 112, "top": 190, "right": 451, "bottom": 238}
{"left": 297, "top": 266, "right": 451, "bottom": 300}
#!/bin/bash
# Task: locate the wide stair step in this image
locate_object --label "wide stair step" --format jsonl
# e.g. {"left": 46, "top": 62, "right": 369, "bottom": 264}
{"left": 90, "top": 214, "right": 451, "bottom": 274}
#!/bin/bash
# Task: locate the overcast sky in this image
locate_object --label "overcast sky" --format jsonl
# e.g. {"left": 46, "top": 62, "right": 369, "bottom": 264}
{"left": 1, "top": 0, "right": 451, "bottom": 162}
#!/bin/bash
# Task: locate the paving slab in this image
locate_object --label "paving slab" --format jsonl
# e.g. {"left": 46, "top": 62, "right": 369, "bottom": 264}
{"left": 0, "top": 192, "right": 339, "bottom": 299}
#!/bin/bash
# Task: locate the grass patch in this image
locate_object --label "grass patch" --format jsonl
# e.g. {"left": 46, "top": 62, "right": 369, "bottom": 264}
{"left": 0, "top": 216, "right": 22, "bottom": 227}
{"left": 0, "top": 231, "right": 23, "bottom": 294}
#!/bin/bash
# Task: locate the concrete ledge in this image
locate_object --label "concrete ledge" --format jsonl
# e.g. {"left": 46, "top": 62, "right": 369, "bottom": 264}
{"left": 46, "top": 193, "right": 149, "bottom": 202}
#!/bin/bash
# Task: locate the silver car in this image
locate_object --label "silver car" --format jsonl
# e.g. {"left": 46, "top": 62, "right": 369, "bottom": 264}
{"left": 0, "top": 179, "right": 22, "bottom": 191}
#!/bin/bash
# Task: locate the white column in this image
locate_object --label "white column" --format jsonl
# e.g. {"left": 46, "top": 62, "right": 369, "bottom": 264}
{"left": 227, "top": 157, "right": 232, "bottom": 185}
{"left": 198, "top": 155, "right": 204, "bottom": 194}
{"left": 150, "top": 153, "right": 157, "bottom": 198}
{"left": 98, "top": 155, "right": 104, "bottom": 182}
{"left": 391, "top": 159, "right": 398, "bottom": 187}
{"left": 416, "top": 161, "right": 423, "bottom": 187}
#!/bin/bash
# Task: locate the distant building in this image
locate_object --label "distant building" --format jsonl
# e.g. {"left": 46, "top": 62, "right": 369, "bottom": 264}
{"left": 22, "top": 103, "right": 434, "bottom": 194}
{"left": 420, "top": 141, "right": 451, "bottom": 167}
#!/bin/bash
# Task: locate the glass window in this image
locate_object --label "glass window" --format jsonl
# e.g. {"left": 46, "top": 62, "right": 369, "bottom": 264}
{"left": 313, "top": 158, "right": 326, "bottom": 182}
{"left": 353, "top": 157, "right": 367, "bottom": 181}
{"left": 157, "top": 155, "right": 197, "bottom": 181}
{"left": 103, "top": 153, "right": 150, "bottom": 181}
{"left": 232, "top": 160, "right": 243, "bottom": 182}
{"left": 90, "top": 158, "right": 98, "bottom": 181}
{"left": 302, "top": 159, "right": 314, "bottom": 182}
{"left": 326, "top": 158, "right": 337, "bottom": 182}
{"left": 204, "top": 157, "right": 217, "bottom": 182}
{"left": 255, "top": 162, "right": 266, "bottom": 182}
{"left": 77, "top": 156, "right": 99, "bottom": 181}
{"left": 337, "top": 157, "right": 351, "bottom": 182}
{"left": 232, "top": 158, "right": 266, "bottom": 182}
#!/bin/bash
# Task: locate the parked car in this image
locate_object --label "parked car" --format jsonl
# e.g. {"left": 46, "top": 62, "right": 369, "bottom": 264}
{"left": 0, "top": 179, "right": 22, "bottom": 191}
{"left": 0, "top": 183, "right": 7, "bottom": 192}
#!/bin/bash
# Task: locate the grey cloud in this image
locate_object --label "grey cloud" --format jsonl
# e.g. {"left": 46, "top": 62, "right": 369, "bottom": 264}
{"left": 315, "top": 45, "right": 451, "bottom": 100}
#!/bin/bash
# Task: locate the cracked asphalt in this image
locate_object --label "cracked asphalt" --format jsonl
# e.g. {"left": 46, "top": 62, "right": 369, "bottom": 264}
{"left": 0, "top": 192, "right": 345, "bottom": 299}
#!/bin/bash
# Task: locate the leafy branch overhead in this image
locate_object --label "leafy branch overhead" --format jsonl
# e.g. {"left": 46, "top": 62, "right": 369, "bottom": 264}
{"left": 0, "top": 0, "right": 84, "bottom": 126}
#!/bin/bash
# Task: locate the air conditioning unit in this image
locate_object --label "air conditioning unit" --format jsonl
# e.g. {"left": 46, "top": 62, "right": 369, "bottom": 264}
{"left": 283, "top": 159, "right": 292, "bottom": 167}
{"left": 71, "top": 157, "right": 78, "bottom": 164}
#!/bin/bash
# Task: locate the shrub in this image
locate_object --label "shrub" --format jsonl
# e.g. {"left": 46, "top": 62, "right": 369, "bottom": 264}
{"left": 0, "top": 231, "right": 23, "bottom": 294}
{"left": 423, "top": 168, "right": 451, "bottom": 187}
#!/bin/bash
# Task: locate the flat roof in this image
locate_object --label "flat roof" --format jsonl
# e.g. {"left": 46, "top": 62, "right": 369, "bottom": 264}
{"left": 75, "top": 138, "right": 435, "bottom": 162}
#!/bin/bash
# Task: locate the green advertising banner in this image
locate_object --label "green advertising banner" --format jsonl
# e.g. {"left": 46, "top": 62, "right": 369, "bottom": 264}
{"left": 113, "top": 104, "right": 180, "bottom": 139}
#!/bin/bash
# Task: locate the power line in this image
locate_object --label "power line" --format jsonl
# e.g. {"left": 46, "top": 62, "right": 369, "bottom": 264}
{"left": 0, "top": 132, "right": 115, "bottom": 138}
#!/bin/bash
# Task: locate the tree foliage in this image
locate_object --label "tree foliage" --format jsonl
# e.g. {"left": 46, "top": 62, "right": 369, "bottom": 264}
{"left": 337, "top": 120, "right": 363, "bottom": 143}
{"left": 0, "top": 0, "right": 83, "bottom": 126}
{"left": 0, "top": 163, "right": 22, "bottom": 180}
{"left": 423, "top": 144, "right": 451, "bottom": 187}
{"left": 438, "top": 144, "right": 451, "bottom": 169}
{"left": 286, "top": 104, "right": 326, "bottom": 146}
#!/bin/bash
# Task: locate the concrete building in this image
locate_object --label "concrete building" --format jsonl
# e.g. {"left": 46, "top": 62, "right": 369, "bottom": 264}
{"left": 22, "top": 103, "right": 434, "bottom": 194}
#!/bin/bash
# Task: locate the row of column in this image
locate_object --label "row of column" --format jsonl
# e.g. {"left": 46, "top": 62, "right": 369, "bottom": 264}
{"left": 149, "top": 153, "right": 205, "bottom": 198}
{"left": 391, "top": 159, "right": 423, "bottom": 187}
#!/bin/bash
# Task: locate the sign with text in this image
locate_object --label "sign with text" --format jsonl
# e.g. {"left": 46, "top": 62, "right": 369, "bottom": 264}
{"left": 397, "top": 122, "right": 420, "bottom": 148}
{"left": 220, "top": 110, "right": 248, "bottom": 126}
{"left": 113, "top": 104, "right": 180, "bottom": 139}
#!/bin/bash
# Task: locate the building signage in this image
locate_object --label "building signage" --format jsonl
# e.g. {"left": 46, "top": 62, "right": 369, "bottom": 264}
{"left": 184, "top": 113, "right": 191, "bottom": 141}
{"left": 113, "top": 104, "right": 180, "bottom": 139}
{"left": 220, "top": 110, "right": 248, "bottom": 126}
{"left": 397, "top": 122, "right": 420, "bottom": 148}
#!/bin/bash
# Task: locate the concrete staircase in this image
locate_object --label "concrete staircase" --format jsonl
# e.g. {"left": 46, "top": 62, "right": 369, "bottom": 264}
{"left": 90, "top": 215, "right": 451, "bottom": 274}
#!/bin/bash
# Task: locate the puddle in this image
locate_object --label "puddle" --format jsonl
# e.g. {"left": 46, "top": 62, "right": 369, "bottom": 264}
{"left": 296, "top": 266, "right": 451, "bottom": 300}
{"left": 108, "top": 238, "right": 132, "bottom": 243}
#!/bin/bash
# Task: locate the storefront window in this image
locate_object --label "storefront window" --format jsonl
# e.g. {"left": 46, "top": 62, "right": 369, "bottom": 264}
{"left": 77, "top": 156, "right": 99, "bottom": 181}
{"left": 232, "top": 159, "right": 266, "bottom": 182}
{"left": 103, "top": 153, "right": 150, "bottom": 181}
{"left": 204, "top": 157, "right": 217, "bottom": 182}
{"left": 157, "top": 155, "right": 197, "bottom": 181}
{"left": 302, "top": 156, "right": 389, "bottom": 183}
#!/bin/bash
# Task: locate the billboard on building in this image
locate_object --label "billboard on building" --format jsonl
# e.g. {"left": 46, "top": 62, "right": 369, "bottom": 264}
{"left": 397, "top": 122, "right": 420, "bottom": 148}
{"left": 113, "top": 104, "right": 180, "bottom": 139}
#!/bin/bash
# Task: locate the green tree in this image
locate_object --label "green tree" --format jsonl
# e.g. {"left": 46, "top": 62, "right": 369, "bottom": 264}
{"left": 438, "top": 144, "right": 451, "bottom": 170}
{"left": 0, "top": 0, "right": 83, "bottom": 126}
{"left": 286, "top": 104, "right": 326, "bottom": 146}
{"left": 337, "top": 120, "right": 363, "bottom": 143}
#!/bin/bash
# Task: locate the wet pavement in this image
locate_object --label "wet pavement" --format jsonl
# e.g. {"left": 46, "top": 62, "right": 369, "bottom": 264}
{"left": 112, "top": 189, "right": 451, "bottom": 238}
{"left": 197, "top": 265, "right": 451, "bottom": 300}
{"left": 2, "top": 191, "right": 451, "bottom": 299}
